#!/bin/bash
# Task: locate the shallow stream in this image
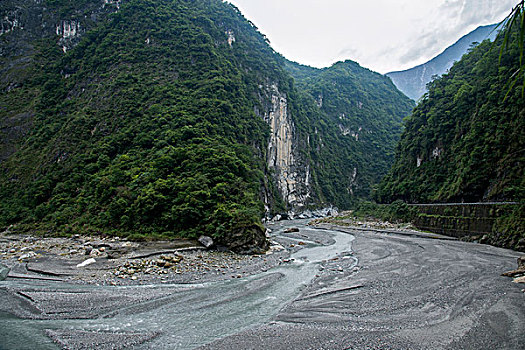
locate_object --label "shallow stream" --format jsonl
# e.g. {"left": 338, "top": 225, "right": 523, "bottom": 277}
{"left": 0, "top": 221, "right": 356, "bottom": 350}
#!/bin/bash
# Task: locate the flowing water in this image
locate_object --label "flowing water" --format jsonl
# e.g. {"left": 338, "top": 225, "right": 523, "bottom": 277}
{"left": 0, "top": 221, "right": 356, "bottom": 350}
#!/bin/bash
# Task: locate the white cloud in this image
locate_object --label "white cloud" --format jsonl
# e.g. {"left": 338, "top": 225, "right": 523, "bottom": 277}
{"left": 227, "top": 0, "right": 515, "bottom": 73}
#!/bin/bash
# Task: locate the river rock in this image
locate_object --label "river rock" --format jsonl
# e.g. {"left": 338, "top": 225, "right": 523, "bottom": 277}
{"left": 162, "top": 255, "right": 182, "bottom": 263}
{"left": 219, "top": 224, "right": 269, "bottom": 254}
{"left": 106, "top": 246, "right": 130, "bottom": 259}
{"left": 0, "top": 264, "right": 10, "bottom": 281}
{"left": 503, "top": 256, "right": 525, "bottom": 278}
{"left": 90, "top": 241, "right": 112, "bottom": 249}
{"left": 266, "top": 243, "right": 285, "bottom": 255}
{"left": 19, "top": 251, "right": 37, "bottom": 260}
{"left": 298, "top": 210, "right": 313, "bottom": 219}
{"left": 198, "top": 236, "right": 215, "bottom": 249}
{"left": 90, "top": 248, "right": 102, "bottom": 257}
{"left": 76, "top": 258, "right": 96, "bottom": 268}
{"left": 284, "top": 227, "right": 300, "bottom": 233}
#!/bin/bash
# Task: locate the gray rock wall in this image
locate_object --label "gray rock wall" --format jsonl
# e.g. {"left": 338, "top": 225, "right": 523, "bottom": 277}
{"left": 262, "top": 84, "right": 311, "bottom": 213}
{"left": 411, "top": 203, "right": 524, "bottom": 251}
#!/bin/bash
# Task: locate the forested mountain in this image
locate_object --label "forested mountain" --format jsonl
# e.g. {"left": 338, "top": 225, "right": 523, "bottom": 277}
{"left": 377, "top": 27, "right": 524, "bottom": 204}
{"left": 285, "top": 60, "right": 414, "bottom": 204}
{"left": 0, "top": 0, "right": 413, "bottom": 250}
{"left": 387, "top": 24, "right": 498, "bottom": 101}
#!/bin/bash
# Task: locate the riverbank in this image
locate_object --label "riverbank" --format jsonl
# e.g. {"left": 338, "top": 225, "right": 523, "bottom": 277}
{"left": 0, "top": 229, "right": 290, "bottom": 286}
{"left": 202, "top": 222, "right": 525, "bottom": 350}
{"left": 1, "top": 220, "right": 524, "bottom": 350}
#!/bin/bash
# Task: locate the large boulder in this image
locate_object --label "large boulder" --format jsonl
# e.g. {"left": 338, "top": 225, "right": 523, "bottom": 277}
{"left": 219, "top": 224, "right": 269, "bottom": 254}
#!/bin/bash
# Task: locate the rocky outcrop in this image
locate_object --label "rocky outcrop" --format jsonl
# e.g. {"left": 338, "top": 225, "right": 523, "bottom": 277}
{"left": 55, "top": 20, "right": 82, "bottom": 52}
{"left": 225, "top": 29, "right": 235, "bottom": 47}
{"left": 262, "top": 84, "right": 311, "bottom": 211}
{"left": 0, "top": 8, "right": 23, "bottom": 36}
{"left": 0, "top": 0, "right": 122, "bottom": 58}
{"left": 219, "top": 224, "right": 269, "bottom": 254}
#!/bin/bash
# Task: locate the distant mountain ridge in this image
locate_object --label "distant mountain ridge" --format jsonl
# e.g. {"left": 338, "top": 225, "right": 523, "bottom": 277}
{"left": 387, "top": 24, "right": 499, "bottom": 101}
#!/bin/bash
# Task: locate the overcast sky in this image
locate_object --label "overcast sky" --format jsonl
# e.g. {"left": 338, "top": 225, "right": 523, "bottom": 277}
{"left": 226, "top": 0, "right": 516, "bottom": 74}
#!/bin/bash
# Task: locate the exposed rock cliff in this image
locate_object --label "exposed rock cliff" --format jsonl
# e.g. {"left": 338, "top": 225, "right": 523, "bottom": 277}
{"left": 253, "top": 83, "right": 312, "bottom": 215}
{"left": 264, "top": 84, "right": 310, "bottom": 209}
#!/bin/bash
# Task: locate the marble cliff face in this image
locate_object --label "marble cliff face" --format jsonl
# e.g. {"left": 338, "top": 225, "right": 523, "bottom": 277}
{"left": 259, "top": 84, "right": 311, "bottom": 213}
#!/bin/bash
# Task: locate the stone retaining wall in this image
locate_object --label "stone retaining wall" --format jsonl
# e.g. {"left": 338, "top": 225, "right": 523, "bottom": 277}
{"left": 410, "top": 203, "right": 519, "bottom": 239}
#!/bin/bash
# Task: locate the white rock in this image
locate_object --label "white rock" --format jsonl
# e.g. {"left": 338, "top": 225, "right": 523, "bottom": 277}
{"left": 513, "top": 276, "right": 525, "bottom": 284}
{"left": 77, "top": 258, "right": 96, "bottom": 268}
{"left": 198, "top": 236, "right": 214, "bottom": 249}
{"left": 19, "top": 252, "right": 36, "bottom": 260}
{"left": 266, "top": 243, "right": 285, "bottom": 255}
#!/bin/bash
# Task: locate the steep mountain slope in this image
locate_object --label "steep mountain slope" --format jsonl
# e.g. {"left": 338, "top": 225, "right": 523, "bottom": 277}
{"left": 1, "top": 0, "right": 289, "bottom": 251}
{"left": 0, "top": 0, "right": 414, "bottom": 249}
{"left": 387, "top": 24, "right": 498, "bottom": 101}
{"left": 377, "top": 29, "right": 524, "bottom": 204}
{"left": 285, "top": 60, "right": 414, "bottom": 206}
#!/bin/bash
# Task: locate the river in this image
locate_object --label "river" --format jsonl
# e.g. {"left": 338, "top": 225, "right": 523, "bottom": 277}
{"left": 1, "top": 220, "right": 524, "bottom": 350}
{"left": 0, "top": 220, "right": 356, "bottom": 350}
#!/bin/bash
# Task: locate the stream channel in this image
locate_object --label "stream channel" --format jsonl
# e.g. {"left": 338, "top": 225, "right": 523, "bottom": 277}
{"left": 0, "top": 220, "right": 356, "bottom": 349}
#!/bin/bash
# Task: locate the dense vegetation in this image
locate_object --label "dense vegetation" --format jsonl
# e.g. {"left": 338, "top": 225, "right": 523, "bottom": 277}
{"left": 0, "top": 0, "right": 287, "bottom": 249}
{"left": 0, "top": 0, "right": 414, "bottom": 249}
{"left": 377, "top": 28, "right": 525, "bottom": 204}
{"left": 285, "top": 60, "right": 414, "bottom": 207}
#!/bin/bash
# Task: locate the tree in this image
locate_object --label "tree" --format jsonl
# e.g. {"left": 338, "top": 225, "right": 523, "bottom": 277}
{"left": 496, "top": 0, "right": 525, "bottom": 98}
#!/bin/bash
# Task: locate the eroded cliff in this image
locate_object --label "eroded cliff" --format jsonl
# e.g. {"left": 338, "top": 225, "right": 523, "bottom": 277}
{"left": 263, "top": 84, "right": 310, "bottom": 211}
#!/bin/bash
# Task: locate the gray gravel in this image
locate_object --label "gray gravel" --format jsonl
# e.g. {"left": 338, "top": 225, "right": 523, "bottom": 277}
{"left": 1, "top": 221, "right": 523, "bottom": 350}
{"left": 45, "top": 329, "right": 161, "bottom": 350}
{"left": 0, "top": 232, "right": 289, "bottom": 286}
{"left": 200, "top": 224, "right": 525, "bottom": 350}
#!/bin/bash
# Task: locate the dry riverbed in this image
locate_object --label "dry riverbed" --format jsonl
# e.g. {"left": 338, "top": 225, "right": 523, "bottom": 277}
{"left": 310, "top": 212, "right": 419, "bottom": 231}
{"left": 0, "top": 230, "right": 290, "bottom": 286}
{"left": 1, "top": 219, "right": 524, "bottom": 350}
